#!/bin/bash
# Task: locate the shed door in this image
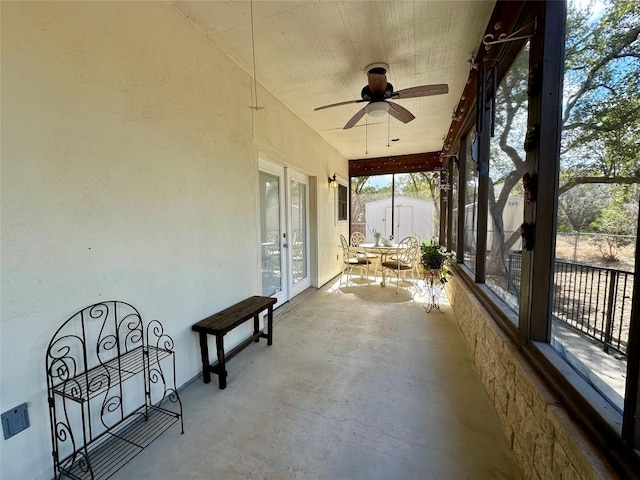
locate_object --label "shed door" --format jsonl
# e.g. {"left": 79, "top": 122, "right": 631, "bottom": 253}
{"left": 385, "top": 206, "right": 413, "bottom": 240}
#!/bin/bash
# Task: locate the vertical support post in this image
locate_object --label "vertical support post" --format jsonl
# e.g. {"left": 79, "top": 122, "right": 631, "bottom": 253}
{"left": 391, "top": 174, "right": 396, "bottom": 239}
{"left": 622, "top": 210, "right": 640, "bottom": 447}
{"left": 603, "top": 270, "right": 618, "bottom": 354}
{"left": 457, "top": 137, "right": 468, "bottom": 263}
{"left": 446, "top": 159, "right": 454, "bottom": 251}
{"left": 475, "top": 101, "right": 491, "bottom": 283}
{"left": 522, "top": 0, "right": 566, "bottom": 342}
{"left": 439, "top": 182, "right": 447, "bottom": 245}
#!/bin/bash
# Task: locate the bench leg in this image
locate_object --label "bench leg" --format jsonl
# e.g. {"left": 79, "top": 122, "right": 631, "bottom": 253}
{"left": 215, "top": 333, "right": 227, "bottom": 389}
{"left": 253, "top": 313, "right": 260, "bottom": 342}
{"left": 198, "top": 332, "right": 211, "bottom": 384}
{"left": 267, "top": 306, "right": 273, "bottom": 346}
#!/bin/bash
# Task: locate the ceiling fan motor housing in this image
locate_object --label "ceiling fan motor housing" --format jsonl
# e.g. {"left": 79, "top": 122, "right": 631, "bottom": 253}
{"left": 362, "top": 62, "right": 393, "bottom": 100}
{"left": 361, "top": 84, "right": 393, "bottom": 101}
{"left": 361, "top": 83, "right": 394, "bottom": 101}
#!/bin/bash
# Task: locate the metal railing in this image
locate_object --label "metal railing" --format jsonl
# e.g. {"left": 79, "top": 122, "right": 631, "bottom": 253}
{"left": 508, "top": 253, "right": 634, "bottom": 358}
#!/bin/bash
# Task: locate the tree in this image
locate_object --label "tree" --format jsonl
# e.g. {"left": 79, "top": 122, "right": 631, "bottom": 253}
{"left": 589, "top": 184, "right": 638, "bottom": 261}
{"left": 559, "top": 0, "right": 640, "bottom": 194}
{"left": 557, "top": 184, "right": 608, "bottom": 232}
{"left": 486, "top": 0, "right": 639, "bottom": 274}
{"left": 487, "top": 44, "right": 529, "bottom": 273}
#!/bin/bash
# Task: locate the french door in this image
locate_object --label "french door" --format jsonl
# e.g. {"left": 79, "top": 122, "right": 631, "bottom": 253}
{"left": 259, "top": 159, "right": 310, "bottom": 306}
{"left": 288, "top": 170, "right": 311, "bottom": 297}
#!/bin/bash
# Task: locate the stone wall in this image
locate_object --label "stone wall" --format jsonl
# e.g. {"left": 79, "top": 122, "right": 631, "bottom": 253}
{"left": 446, "top": 277, "right": 616, "bottom": 480}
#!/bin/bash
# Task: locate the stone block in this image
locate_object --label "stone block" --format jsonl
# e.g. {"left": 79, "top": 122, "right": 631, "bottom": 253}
{"left": 533, "top": 430, "right": 554, "bottom": 477}
{"left": 512, "top": 435, "right": 536, "bottom": 479}
{"left": 553, "top": 442, "right": 571, "bottom": 478}
{"left": 493, "top": 368, "right": 509, "bottom": 416}
{"left": 547, "top": 405, "right": 614, "bottom": 479}
{"left": 450, "top": 280, "right": 617, "bottom": 480}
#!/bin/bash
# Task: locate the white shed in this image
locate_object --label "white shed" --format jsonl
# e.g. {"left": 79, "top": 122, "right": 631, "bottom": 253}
{"left": 364, "top": 196, "right": 436, "bottom": 243}
{"left": 460, "top": 196, "right": 523, "bottom": 251}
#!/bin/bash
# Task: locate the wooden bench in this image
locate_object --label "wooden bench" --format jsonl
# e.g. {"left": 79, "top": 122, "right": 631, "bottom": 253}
{"left": 192, "top": 296, "right": 277, "bottom": 389}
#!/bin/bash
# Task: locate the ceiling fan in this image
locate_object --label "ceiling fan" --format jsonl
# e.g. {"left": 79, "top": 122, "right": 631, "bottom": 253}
{"left": 314, "top": 63, "right": 448, "bottom": 129}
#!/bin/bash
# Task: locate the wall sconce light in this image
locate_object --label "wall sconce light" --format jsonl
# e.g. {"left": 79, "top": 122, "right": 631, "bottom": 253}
{"left": 329, "top": 174, "right": 338, "bottom": 189}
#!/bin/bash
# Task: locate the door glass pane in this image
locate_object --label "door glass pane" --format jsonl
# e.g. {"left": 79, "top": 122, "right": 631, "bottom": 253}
{"left": 290, "top": 179, "right": 307, "bottom": 284}
{"left": 260, "top": 172, "right": 282, "bottom": 296}
{"left": 485, "top": 43, "right": 528, "bottom": 316}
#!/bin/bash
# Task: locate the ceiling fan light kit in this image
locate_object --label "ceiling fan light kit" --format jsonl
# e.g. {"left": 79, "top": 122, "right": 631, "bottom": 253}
{"left": 314, "top": 62, "right": 449, "bottom": 130}
{"left": 365, "top": 102, "right": 390, "bottom": 117}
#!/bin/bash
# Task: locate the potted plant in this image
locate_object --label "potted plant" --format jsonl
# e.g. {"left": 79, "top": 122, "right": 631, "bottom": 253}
{"left": 420, "top": 241, "right": 455, "bottom": 283}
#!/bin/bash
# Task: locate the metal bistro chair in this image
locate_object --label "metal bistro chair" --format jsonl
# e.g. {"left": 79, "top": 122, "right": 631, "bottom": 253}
{"left": 339, "top": 234, "right": 371, "bottom": 286}
{"left": 350, "top": 231, "right": 380, "bottom": 277}
{"left": 402, "top": 235, "right": 422, "bottom": 277}
{"left": 387, "top": 234, "right": 419, "bottom": 262}
{"left": 381, "top": 236, "right": 420, "bottom": 293}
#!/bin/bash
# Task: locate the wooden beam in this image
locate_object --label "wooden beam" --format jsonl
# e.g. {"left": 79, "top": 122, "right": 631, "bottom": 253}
{"left": 349, "top": 152, "right": 445, "bottom": 177}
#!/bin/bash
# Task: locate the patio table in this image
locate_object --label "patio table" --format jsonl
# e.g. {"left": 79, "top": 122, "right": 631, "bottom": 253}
{"left": 358, "top": 243, "right": 410, "bottom": 287}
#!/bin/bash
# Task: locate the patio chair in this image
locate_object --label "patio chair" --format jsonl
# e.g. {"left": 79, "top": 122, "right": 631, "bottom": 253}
{"left": 339, "top": 234, "right": 371, "bottom": 286}
{"left": 387, "top": 235, "right": 419, "bottom": 262}
{"left": 350, "top": 231, "right": 379, "bottom": 277}
{"left": 349, "top": 231, "right": 366, "bottom": 246}
{"left": 381, "top": 236, "right": 420, "bottom": 293}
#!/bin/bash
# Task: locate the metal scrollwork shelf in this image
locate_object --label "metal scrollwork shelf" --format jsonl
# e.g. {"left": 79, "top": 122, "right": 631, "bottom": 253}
{"left": 46, "top": 301, "right": 184, "bottom": 480}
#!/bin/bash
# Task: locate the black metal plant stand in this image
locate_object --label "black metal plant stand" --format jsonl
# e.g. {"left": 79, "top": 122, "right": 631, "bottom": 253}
{"left": 422, "top": 269, "right": 446, "bottom": 313}
{"left": 46, "top": 301, "right": 183, "bottom": 480}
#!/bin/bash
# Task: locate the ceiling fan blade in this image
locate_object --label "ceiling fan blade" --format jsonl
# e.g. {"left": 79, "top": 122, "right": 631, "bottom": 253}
{"left": 314, "top": 99, "right": 364, "bottom": 111}
{"left": 392, "top": 84, "right": 449, "bottom": 99}
{"left": 343, "top": 107, "right": 367, "bottom": 129}
{"left": 387, "top": 101, "right": 415, "bottom": 124}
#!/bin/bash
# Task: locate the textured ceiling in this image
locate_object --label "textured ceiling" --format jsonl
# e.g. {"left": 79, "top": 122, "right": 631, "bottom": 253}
{"left": 172, "top": 1, "right": 495, "bottom": 160}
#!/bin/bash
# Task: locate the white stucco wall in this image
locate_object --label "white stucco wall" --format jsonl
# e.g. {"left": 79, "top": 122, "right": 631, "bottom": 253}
{"left": 0, "top": 2, "right": 346, "bottom": 478}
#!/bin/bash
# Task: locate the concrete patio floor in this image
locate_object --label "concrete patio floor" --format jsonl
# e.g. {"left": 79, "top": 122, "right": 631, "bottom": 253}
{"left": 112, "top": 276, "right": 523, "bottom": 480}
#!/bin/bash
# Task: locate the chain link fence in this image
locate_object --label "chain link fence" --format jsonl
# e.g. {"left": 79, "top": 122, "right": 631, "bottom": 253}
{"left": 555, "top": 232, "right": 635, "bottom": 269}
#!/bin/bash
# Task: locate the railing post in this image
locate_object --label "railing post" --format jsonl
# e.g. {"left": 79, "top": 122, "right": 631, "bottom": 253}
{"left": 604, "top": 270, "right": 619, "bottom": 354}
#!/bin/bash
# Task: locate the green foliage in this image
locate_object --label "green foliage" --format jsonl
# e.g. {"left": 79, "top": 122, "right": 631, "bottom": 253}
{"left": 588, "top": 184, "right": 638, "bottom": 261}
{"left": 562, "top": 0, "right": 640, "bottom": 178}
{"left": 420, "top": 241, "right": 455, "bottom": 283}
{"left": 487, "top": 0, "right": 639, "bottom": 266}
{"left": 557, "top": 184, "right": 608, "bottom": 232}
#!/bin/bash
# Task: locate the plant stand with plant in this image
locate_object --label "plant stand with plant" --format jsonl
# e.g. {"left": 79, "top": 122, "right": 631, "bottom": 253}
{"left": 419, "top": 241, "right": 455, "bottom": 313}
